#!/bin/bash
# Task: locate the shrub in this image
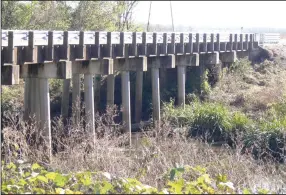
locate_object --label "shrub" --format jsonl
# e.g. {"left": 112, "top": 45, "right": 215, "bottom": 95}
{"left": 229, "top": 58, "right": 251, "bottom": 76}
{"left": 163, "top": 100, "right": 253, "bottom": 144}
{"left": 200, "top": 69, "right": 211, "bottom": 97}
{"left": 189, "top": 102, "right": 233, "bottom": 142}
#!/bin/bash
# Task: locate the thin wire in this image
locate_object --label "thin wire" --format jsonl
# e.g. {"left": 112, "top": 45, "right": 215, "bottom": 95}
{"left": 147, "top": 1, "right": 152, "bottom": 32}
{"left": 170, "top": 1, "right": 174, "bottom": 31}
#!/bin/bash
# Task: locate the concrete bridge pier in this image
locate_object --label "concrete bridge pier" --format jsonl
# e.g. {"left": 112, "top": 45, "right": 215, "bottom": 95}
{"left": 114, "top": 56, "right": 147, "bottom": 138}
{"left": 84, "top": 74, "right": 95, "bottom": 134}
{"left": 94, "top": 74, "right": 101, "bottom": 112}
{"left": 107, "top": 74, "right": 115, "bottom": 107}
{"left": 21, "top": 61, "right": 72, "bottom": 161}
{"left": 199, "top": 52, "right": 220, "bottom": 93}
{"left": 177, "top": 66, "right": 186, "bottom": 108}
{"left": 152, "top": 67, "right": 160, "bottom": 124}
{"left": 38, "top": 77, "right": 52, "bottom": 159}
{"left": 61, "top": 79, "right": 71, "bottom": 129}
{"left": 148, "top": 55, "right": 175, "bottom": 125}
{"left": 72, "top": 59, "right": 113, "bottom": 138}
{"left": 121, "top": 71, "right": 131, "bottom": 136}
{"left": 135, "top": 71, "right": 143, "bottom": 123}
{"left": 176, "top": 54, "right": 199, "bottom": 108}
{"left": 72, "top": 73, "right": 81, "bottom": 126}
{"left": 24, "top": 78, "right": 31, "bottom": 122}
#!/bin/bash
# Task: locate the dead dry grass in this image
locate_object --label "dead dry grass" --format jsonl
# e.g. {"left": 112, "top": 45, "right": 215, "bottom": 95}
{"left": 2, "top": 108, "right": 286, "bottom": 192}
{"left": 210, "top": 58, "right": 286, "bottom": 120}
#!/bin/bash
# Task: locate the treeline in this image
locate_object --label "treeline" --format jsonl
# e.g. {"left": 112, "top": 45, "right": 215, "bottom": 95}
{"left": 1, "top": 1, "right": 143, "bottom": 31}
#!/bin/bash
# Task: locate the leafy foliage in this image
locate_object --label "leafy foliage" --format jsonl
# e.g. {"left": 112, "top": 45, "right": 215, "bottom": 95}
{"left": 1, "top": 161, "right": 274, "bottom": 194}
{"left": 163, "top": 100, "right": 252, "bottom": 143}
{"left": 1, "top": 1, "right": 141, "bottom": 31}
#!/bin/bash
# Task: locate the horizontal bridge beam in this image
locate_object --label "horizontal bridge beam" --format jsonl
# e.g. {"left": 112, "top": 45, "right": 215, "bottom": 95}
{"left": 20, "top": 61, "right": 72, "bottom": 79}
{"left": 147, "top": 54, "right": 175, "bottom": 69}
{"left": 113, "top": 57, "right": 147, "bottom": 71}
{"left": 1, "top": 65, "right": 20, "bottom": 85}
{"left": 72, "top": 59, "right": 113, "bottom": 75}
{"left": 220, "top": 51, "right": 237, "bottom": 63}
{"left": 175, "top": 53, "right": 199, "bottom": 66}
{"left": 200, "top": 52, "right": 219, "bottom": 65}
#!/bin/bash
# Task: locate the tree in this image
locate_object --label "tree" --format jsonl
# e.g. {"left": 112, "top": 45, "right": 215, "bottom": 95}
{"left": 116, "top": 1, "right": 141, "bottom": 31}
{"left": 27, "top": 1, "right": 72, "bottom": 30}
{"left": 1, "top": 1, "right": 32, "bottom": 29}
{"left": 70, "top": 1, "right": 119, "bottom": 31}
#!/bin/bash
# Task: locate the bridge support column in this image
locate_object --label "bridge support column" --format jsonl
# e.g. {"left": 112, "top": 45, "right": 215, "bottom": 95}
{"left": 20, "top": 61, "right": 72, "bottom": 161}
{"left": 94, "top": 75, "right": 101, "bottom": 112}
{"left": 1, "top": 65, "right": 20, "bottom": 85}
{"left": 30, "top": 78, "right": 38, "bottom": 120}
{"left": 113, "top": 56, "right": 147, "bottom": 138}
{"left": 38, "top": 78, "right": 52, "bottom": 160}
{"left": 152, "top": 67, "right": 160, "bottom": 122}
{"left": 121, "top": 71, "right": 131, "bottom": 137}
{"left": 199, "top": 52, "right": 220, "bottom": 93}
{"left": 72, "top": 59, "right": 113, "bottom": 136}
{"left": 147, "top": 55, "right": 175, "bottom": 125}
{"left": 84, "top": 74, "right": 95, "bottom": 135}
{"left": 24, "top": 78, "right": 31, "bottom": 122}
{"left": 35, "top": 79, "right": 41, "bottom": 127}
{"left": 107, "top": 74, "right": 115, "bottom": 107}
{"left": 176, "top": 54, "right": 199, "bottom": 108}
{"left": 72, "top": 74, "right": 81, "bottom": 126}
{"left": 135, "top": 71, "right": 143, "bottom": 123}
{"left": 61, "top": 79, "right": 70, "bottom": 128}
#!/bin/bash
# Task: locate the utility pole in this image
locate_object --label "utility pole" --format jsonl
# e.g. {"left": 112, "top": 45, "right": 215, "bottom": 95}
{"left": 170, "top": 1, "right": 174, "bottom": 31}
{"left": 147, "top": 1, "right": 152, "bottom": 31}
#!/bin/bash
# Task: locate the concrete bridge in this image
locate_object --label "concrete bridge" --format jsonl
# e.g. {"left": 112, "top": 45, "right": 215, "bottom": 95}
{"left": 1, "top": 30, "right": 259, "bottom": 157}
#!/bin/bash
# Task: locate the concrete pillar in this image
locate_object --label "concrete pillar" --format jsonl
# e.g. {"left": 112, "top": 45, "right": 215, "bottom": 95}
{"left": 177, "top": 66, "right": 186, "bottom": 108}
{"left": 72, "top": 74, "right": 81, "bottom": 125}
{"left": 35, "top": 79, "right": 41, "bottom": 126}
{"left": 135, "top": 71, "right": 143, "bottom": 123}
{"left": 199, "top": 56, "right": 206, "bottom": 94}
{"left": 61, "top": 79, "right": 70, "bottom": 124}
{"left": 94, "top": 75, "right": 101, "bottom": 112}
{"left": 107, "top": 74, "right": 115, "bottom": 107}
{"left": 159, "top": 68, "right": 167, "bottom": 98}
{"left": 151, "top": 68, "right": 160, "bottom": 122}
{"left": 38, "top": 78, "right": 52, "bottom": 160}
{"left": 24, "top": 78, "right": 31, "bottom": 122}
{"left": 30, "top": 78, "right": 37, "bottom": 119}
{"left": 84, "top": 74, "right": 95, "bottom": 135}
{"left": 121, "top": 71, "right": 131, "bottom": 136}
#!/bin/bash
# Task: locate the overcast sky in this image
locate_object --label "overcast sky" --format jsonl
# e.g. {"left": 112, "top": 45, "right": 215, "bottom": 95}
{"left": 132, "top": 1, "right": 286, "bottom": 29}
